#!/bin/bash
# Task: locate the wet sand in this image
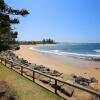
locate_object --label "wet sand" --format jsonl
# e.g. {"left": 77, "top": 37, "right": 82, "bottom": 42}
{"left": 14, "top": 45, "right": 100, "bottom": 83}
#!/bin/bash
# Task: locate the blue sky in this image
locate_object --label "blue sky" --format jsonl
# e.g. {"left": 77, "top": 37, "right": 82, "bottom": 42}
{"left": 6, "top": 0, "right": 100, "bottom": 43}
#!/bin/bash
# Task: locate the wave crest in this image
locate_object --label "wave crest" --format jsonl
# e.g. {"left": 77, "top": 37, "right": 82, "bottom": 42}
{"left": 94, "top": 49, "right": 100, "bottom": 53}
{"left": 30, "top": 47, "right": 100, "bottom": 58}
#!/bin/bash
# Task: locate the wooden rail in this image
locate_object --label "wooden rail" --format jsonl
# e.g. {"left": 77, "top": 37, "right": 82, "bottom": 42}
{"left": 0, "top": 57, "right": 100, "bottom": 99}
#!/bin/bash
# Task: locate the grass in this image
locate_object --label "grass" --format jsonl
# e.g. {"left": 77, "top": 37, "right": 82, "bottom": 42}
{"left": 0, "top": 64, "right": 64, "bottom": 100}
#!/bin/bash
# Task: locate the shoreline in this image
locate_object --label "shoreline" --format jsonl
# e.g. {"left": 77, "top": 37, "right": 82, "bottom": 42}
{"left": 14, "top": 45, "right": 100, "bottom": 83}
{"left": 31, "top": 43, "right": 100, "bottom": 59}
{"left": 30, "top": 45, "right": 100, "bottom": 68}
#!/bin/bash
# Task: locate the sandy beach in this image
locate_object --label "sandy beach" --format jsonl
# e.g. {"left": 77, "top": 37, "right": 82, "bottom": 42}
{"left": 14, "top": 45, "right": 100, "bottom": 83}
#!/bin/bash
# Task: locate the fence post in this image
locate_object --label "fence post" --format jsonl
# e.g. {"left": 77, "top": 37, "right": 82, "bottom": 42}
{"left": 33, "top": 70, "right": 35, "bottom": 82}
{"left": 21, "top": 66, "right": 23, "bottom": 75}
{"left": 11, "top": 62, "right": 13, "bottom": 69}
{"left": 5, "top": 59, "right": 7, "bottom": 66}
{"left": 55, "top": 79, "right": 57, "bottom": 94}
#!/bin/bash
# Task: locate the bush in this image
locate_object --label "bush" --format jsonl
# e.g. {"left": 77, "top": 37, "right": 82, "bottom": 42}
{"left": 15, "top": 46, "right": 20, "bottom": 50}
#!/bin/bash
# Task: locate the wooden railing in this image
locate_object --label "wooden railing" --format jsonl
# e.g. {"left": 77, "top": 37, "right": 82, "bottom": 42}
{"left": 0, "top": 57, "right": 100, "bottom": 99}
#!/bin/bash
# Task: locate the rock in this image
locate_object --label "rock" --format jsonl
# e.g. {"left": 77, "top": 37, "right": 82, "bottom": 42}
{"left": 39, "top": 77, "right": 51, "bottom": 84}
{"left": 61, "top": 84, "right": 74, "bottom": 97}
{"left": 79, "top": 81, "right": 89, "bottom": 86}
{"left": 71, "top": 74, "right": 77, "bottom": 79}
{"left": 75, "top": 76, "right": 91, "bottom": 85}
{"left": 75, "top": 76, "right": 82, "bottom": 83}
{"left": 50, "top": 80, "right": 63, "bottom": 90}
{"left": 89, "top": 83, "right": 100, "bottom": 92}
{"left": 90, "top": 77, "right": 98, "bottom": 83}
{"left": 34, "top": 66, "right": 50, "bottom": 74}
{"left": 49, "top": 70, "right": 62, "bottom": 77}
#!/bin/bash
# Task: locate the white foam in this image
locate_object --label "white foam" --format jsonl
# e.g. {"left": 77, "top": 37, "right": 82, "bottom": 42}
{"left": 51, "top": 50, "right": 100, "bottom": 58}
{"left": 29, "top": 47, "right": 100, "bottom": 58}
{"left": 94, "top": 49, "right": 100, "bottom": 53}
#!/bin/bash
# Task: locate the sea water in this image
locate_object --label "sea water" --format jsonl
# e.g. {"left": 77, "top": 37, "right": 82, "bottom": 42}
{"left": 31, "top": 43, "right": 100, "bottom": 58}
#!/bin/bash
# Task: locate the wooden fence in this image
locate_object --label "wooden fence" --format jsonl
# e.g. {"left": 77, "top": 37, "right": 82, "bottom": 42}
{"left": 0, "top": 57, "right": 100, "bottom": 99}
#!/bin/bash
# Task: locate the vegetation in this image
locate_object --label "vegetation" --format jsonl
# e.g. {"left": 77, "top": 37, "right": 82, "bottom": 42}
{"left": 42, "top": 38, "right": 55, "bottom": 44}
{"left": 18, "top": 38, "right": 56, "bottom": 45}
{"left": 0, "top": 64, "right": 64, "bottom": 100}
{"left": 0, "top": 0, "right": 29, "bottom": 51}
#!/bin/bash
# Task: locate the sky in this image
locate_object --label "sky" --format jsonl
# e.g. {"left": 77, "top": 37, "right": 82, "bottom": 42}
{"left": 6, "top": 0, "right": 100, "bottom": 43}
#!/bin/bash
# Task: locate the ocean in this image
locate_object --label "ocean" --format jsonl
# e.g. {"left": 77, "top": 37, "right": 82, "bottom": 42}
{"left": 31, "top": 43, "right": 100, "bottom": 58}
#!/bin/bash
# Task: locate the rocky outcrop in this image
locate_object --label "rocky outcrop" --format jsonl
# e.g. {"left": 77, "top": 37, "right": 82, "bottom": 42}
{"left": 50, "top": 80, "right": 64, "bottom": 90}
{"left": 61, "top": 84, "right": 74, "bottom": 97}
{"left": 73, "top": 76, "right": 98, "bottom": 87}
{"left": 39, "top": 77, "right": 51, "bottom": 84}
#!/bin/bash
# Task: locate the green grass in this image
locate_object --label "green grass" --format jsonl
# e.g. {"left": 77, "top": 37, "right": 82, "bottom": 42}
{"left": 0, "top": 64, "right": 64, "bottom": 100}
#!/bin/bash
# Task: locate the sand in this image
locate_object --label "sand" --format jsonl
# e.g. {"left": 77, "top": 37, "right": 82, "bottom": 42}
{"left": 14, "top": 45, "right": 100, "bottom": 83}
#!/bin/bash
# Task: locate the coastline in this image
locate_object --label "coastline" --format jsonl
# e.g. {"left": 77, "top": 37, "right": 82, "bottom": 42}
{"left": 14, "top": 45, "right": 100, "bottom": 83}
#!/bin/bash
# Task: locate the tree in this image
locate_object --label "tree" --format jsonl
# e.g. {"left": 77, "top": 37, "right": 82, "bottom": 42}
{"left": 0, "top": 0, "right": 29, "bottom": 51}
{"left": 42, "top": 38, "right": 46, "bottom": 44}
{"left": 42, "top": 38, "right": 55, "bottom": 44}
